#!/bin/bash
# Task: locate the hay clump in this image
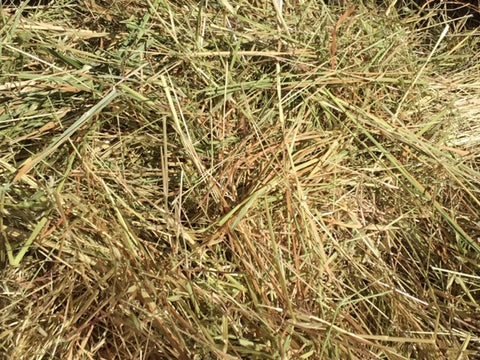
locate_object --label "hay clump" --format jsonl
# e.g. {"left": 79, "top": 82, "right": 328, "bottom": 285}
{"left": 1, "top": 1, "right": 479, "bottom": 358}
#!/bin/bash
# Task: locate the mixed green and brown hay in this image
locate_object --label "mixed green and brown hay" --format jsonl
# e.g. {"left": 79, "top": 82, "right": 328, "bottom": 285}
{"left": 1, "top": 1, "right": 479, "bottom": 359}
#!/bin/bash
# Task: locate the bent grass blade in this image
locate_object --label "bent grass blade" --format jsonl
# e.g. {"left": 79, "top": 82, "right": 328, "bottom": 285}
{"left": 6, "top": 217, "right": 48, "bottom": 267}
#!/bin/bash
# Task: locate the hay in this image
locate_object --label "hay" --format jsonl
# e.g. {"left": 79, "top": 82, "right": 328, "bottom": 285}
{"left": 1, "top": 1, "right": 479, "bottom": 358}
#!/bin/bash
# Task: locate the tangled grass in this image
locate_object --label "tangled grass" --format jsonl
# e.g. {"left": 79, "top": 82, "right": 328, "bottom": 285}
{"left": 1, "top": 1, "right": 479, "bottom": 359}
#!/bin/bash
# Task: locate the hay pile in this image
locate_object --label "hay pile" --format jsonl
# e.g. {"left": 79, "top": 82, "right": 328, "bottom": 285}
{"left": 1, "top": 1, "right": 479, "bottom": 358}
